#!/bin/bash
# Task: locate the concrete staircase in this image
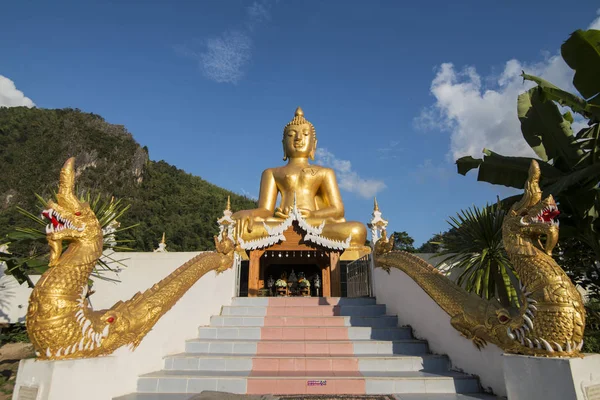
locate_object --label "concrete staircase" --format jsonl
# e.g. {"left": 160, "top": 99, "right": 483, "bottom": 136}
{"left": 115, "top": 297, "right": 496, "bottom": 399}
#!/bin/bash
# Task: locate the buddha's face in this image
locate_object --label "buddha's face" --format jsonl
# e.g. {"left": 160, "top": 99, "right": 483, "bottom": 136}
{"left": 283, "top": 123, "right": 317, "bottom": 160}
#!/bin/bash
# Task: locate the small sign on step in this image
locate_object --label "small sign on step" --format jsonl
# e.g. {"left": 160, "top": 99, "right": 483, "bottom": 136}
{"left": 586, "top": 383, "right": 600, "bottom": 400}
{"left": 307, "top": 380, "right": 327, "bottom": 386}
{"left": 17, "top": 386, "right": 39, "bottom": 400}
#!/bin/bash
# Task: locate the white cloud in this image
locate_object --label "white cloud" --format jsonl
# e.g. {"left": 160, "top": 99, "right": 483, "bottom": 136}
{"left": 178, "top": 1, "right": 273, "bottom": 84}
{"left": 377, "top": 140, "right": 403, "bottom": 160}
{"left": 0, "top": 75, "right": 35, "bottom": 108}
{"left": 200, "top": 31, "right": 252, "bottom": 84}
{"left": 589, "top": 9, "right": 600, "bottom": 30}
{"left": 240, "top": 188, "right": 258, "bottom": 201}
{"left": 412, "top": 159, "right": 452, "bottom": 185}
{"left": 315, "top": 148, "right": 386, "bottom": 199}
{"left": 415, "top": 12, "right": 600, "bottom": 161}
{"left": 246, "top": 1, "right": 271, "bottom": 31}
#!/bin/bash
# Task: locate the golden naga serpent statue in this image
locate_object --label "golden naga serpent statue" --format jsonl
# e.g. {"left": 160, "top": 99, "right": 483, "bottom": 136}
{"left": 375, "top": 160, "right": 586, "bottom": 357}
{"left": 26, "top": 158, "right": 235, "bottom": 360}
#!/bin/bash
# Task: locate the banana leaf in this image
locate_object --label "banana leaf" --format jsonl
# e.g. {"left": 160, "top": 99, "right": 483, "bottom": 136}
{"left": 561, "top": 29, "right": 600, "bottom": 101}
{"left": 521, "top": 73, "right": 592, "bottom": 120}
{"left": 456, "top": 149, "right": 562, "bottom": 189}
{"left": 518, "top": 86, "right": 583, "bottom": 168}
{"left": 542, "top": 163, "right": 600, "bottom": 198}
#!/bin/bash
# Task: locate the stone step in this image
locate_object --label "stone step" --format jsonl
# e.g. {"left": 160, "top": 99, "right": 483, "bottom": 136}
{"left": 231, "top": 297, "right": 377, "bottom": 307}
{"left": 221, "top": 304, "right": 387, "bottom": 317}
{"left": 113, "top": 395, "right": 193, "bottom": 400}
{"left": 136, "top": 370, "right": 481, "bottom": 395}
{"left": 210, "top": 315, "right": 399, "bottom": 328}
{"left": 185, "top": 339, "right": 429, "bottom": 356}
{"left": 198, "top": 326, "right": 412, "bottom": 341}
{"left": 164, "top": 353, "right": 450, "bottom": 372}
{"left": 114, "top": 393, "right": 497, "bottom": 400}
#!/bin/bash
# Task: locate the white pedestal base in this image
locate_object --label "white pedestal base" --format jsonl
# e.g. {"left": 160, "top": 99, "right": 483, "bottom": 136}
{"left": 503, "top": 353, "right": 600, "bottom": 400}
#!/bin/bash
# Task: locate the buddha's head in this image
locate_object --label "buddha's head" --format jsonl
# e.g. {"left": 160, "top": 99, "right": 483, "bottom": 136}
{"left": 282, "top": 107, "right": 317, "bottom": 161}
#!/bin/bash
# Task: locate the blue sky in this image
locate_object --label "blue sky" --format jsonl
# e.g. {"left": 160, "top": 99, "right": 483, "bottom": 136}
{"left": 1, "top": 1, "right": 599, "bottom": 247}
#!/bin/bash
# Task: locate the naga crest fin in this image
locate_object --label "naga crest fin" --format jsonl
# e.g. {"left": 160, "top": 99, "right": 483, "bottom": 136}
{"left": 511, "top": 160, "right": 542, "bottom": 213}
{"left": 57, "top": 157, "right": 81, "bottom": 209}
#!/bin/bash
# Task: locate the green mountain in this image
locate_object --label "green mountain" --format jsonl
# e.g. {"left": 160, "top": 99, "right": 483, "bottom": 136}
{"left": 0, "top": 107, "right": 257, "bottom": 251}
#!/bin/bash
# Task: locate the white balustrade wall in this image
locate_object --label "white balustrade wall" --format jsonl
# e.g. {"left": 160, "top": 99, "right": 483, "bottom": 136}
{"left": 8, "top": 251, "right": 236, "bottom": 400}
{"left": 372, "top": 262, "right": 507, "bottom": 397}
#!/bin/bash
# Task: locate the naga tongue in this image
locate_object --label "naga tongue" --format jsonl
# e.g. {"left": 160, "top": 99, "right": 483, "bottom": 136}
{"left": 51, "top": 216, "right": 59, "bottom": 227}
{"left": 542, "top": 209, "right": 560, "bottom": 222}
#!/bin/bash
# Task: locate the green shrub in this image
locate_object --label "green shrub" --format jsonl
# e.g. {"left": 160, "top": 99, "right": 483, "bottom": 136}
{"left": 0, "top": 323, "right": 30, "bottom": 345}
{"left": 584, "top": 300, "right": 600, "bottom": 353}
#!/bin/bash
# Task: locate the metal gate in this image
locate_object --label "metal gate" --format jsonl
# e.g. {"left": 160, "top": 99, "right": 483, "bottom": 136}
{"left": 346, "top": 254, "right": 372, "bottom": 297}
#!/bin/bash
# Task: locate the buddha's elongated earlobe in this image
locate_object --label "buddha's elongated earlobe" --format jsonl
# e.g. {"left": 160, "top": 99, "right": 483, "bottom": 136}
{"left": 282, "top": 140, "right": 288, "bottom": 161}
{"left": 309, "top": 139, "right": 317, "bottom": 160}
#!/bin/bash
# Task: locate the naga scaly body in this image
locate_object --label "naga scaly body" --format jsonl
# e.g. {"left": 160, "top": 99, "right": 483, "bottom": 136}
{"left": 374, "top": 160, "right": 586, "bottom": 357}
{"left": 26, "top": 158, "right": 235, "bottom": 360}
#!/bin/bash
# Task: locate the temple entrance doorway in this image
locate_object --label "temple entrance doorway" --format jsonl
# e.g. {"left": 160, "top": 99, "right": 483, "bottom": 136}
{"left": 264, "top": 263, "right": 322, "bottom": 297}
{"left": 237, "top": 223, "right": 345, "bottom": 297}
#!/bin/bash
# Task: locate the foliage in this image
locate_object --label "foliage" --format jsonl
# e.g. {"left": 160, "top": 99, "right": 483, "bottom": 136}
{"left": 554, "top": 237, "right": 600, "bottom": 303}
{"left": 117, "top": 161, "right": 257, "bottom": 251}
{"left": 391, "top": 231, "right": 416, "bottom": 252}
{"left": 417, "top": 230, "right": 456, "bottom": 253}
{"left": 584, "top": 299, "right": 600, "bottom": 353}
{"left": 0, "top": 192, "right": 135, "bottom": 287}
{"left": 0, "top": 323, "right": 29, "bottom": 345}
{"left": 455, "top": 29, "right": 600, "bottom": 299}
{"left": 435, "top": 202, "right": 518, "bottom": 307}
{"left": 275, "top": 279, "right": 287, "bottom": 287}
{"left": 0, "top": 107, "right": 257, "bottom": 257}
{"left": 417, "top": 233, "right": 444, "bottom": 253}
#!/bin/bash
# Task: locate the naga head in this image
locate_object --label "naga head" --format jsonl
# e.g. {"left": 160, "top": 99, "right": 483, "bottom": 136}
{"left": 505, "top": 160, "right": 560, "bottom": 256}
{"left": 42, "top": 158, "right": 102, "bottom": 266}
{"left": 374, "top": 229, "right": 395, "bottom": 258}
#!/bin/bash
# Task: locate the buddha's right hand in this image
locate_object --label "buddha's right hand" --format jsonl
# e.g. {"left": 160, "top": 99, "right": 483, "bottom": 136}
{"left": 232, "top": 210, "right": 256, "bottom": 238}
{"left": 274, "top": 207, "right": 289, "bottom": 219}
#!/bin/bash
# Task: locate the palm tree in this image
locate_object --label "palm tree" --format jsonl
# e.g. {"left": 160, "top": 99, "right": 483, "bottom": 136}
{"left": 435, "top": 201, "right": 518, "bottom": 308}
{"left": 0, "top": 191, "right": 136, "bottom": 288}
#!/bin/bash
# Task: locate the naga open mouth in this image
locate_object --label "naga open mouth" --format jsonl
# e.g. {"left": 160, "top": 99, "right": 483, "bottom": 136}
{"left": 536, "top": 205, "right": 560, "bottom": 226}
{"left": 41, "top": 209, "right": 84, "bottom": 234}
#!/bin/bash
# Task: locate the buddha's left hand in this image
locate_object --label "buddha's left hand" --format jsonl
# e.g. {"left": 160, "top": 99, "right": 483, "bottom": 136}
{"left": 297, "top": 208, "right": 312, "bottom": 218}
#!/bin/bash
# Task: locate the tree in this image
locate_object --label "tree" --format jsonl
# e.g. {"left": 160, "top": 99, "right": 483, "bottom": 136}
{"left": 555, "top": 237, "right": 600, "bottom": 302}
{"left": 391, "top": 231, "right": 416, "bottom": 252}
{"left": 456, "top": 29, "right": 600, "bottom": 290}
{"left": 417, "top": 229, "right": 456, "bottom": 253}
{"left": 435, "top": 202, "right": 517, "bottom": 308}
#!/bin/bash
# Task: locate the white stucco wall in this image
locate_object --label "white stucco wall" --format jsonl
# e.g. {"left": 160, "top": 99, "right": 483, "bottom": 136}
{"left": 373, "top": 267, "right": 507, "bottom": 397}
{"left": 10, "top": 251, "right": 236, "bottom": 400}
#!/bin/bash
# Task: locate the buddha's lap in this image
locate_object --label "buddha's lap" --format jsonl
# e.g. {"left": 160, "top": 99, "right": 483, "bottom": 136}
{"left": 243, "top": 218, "right": 366, "bottom": 245}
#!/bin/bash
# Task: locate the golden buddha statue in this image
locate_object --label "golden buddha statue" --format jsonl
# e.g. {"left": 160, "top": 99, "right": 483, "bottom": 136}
{"left": 232, "top": 107, "right": 367, "bottom": 252}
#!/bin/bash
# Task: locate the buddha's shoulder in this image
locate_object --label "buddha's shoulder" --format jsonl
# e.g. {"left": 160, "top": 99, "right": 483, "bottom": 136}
{"left": 261, "top": 167, "right": 278, "bottom": 176}
{"left": 266, "top": 164, "right": 333, "bottom": 176}
{"left": 308, "top": 164, "right": 334, "bottom": 175}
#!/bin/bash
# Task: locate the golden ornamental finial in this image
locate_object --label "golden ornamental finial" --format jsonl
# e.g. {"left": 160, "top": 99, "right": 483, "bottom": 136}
{"left": 295, "top": 107, "right": 304, "bottom": 117}
{"left": 161, "top": 232, "right": 166, "bottom": 244}
{"left": 226, "top": 196, "right": 231, "bottom": 211}
{"left": 374, "top": 197, "right": 380, "bottom": 212}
